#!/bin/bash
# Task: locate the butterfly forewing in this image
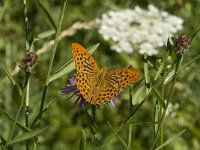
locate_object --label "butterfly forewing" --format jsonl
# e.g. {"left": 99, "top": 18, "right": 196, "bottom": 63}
{"left": 72, "top": 43, "right": 100, "bottom": 102}
{"left": 72, "top": 43, "right": 99, "bottom": 73}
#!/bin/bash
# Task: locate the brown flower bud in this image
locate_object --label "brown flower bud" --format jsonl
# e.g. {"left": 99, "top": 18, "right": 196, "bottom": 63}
{"left": 174, "top": 34, "right": 190, "bottom": 55}
{"left": 20, "top": 52, "right": 38, "bottom": 72}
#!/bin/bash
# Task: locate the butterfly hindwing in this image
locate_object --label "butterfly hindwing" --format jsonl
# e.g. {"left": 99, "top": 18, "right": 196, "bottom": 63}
{"left": 90, "top": 81, "right": 119, "bottom": 105}
{"left": 105, "top": 67, "right": 142, "bottom": 89}
{"left": 91, "top": 67, "right": 142, "bottom": 104}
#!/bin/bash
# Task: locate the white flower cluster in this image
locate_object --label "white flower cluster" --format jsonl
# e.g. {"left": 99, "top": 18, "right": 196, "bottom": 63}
{"left": 98, "top": 5, "right": 184, "bottom": 56}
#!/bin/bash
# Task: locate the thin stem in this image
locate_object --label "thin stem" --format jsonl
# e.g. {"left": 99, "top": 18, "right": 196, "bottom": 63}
{"left": 23, "top": 0, "right": 30, "bottom": 149}
{"left": 178, "top": 54, "right": 200, "bottom": 73}
{"left": 38, "top": 85, "right": 48, "bottom": 123}
{"left": 128, "top": 124, "right": 132, "bottom": 149}
{"left": 128, "top": 87, "right": 133, "bottom": 149}
{"left": 92, "top": 105, "right": 96, "bottom": 122}
{"left": 129, "top": 87, "right": 133, "bottom": 115}
{"left": 151, "top": 55, "right": 182, "bottom": 150}
{"left": 160, "top": 76, "right": 165, "bottom": 150}
{"left": 37, "top": 0, "right": 67, "bottom": 124}
{"left": 25, "top": 79, "right": 30, "bottom": 150}
{"left": 159, "top": 105, "right": 163, "bottom": 150}
{"left": 23, "top": 0, "right": 29, "bottom": 52}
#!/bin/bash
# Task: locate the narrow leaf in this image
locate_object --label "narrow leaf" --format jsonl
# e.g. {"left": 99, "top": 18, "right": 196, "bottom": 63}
{"left": 107, "top": 121, "right": 128, "bottom": 149}
{"left": 131, "top": 86, "right": 145, "bottom": 105}
{"left": 36, "top": 0, "right": 57, "bottom": 31}
{"left": 0, "top": 108, "right": 30, "bottom": 132}
{"left": 3, "top": 68, "right": 16, "bottom": 86}
{"left": 34, "top": 30, "right": 56, "bottom": 41}
{"left": 80, "top": 130, "right": 86, "bottom": 150}
{"left": 164, "top": 69, "right": 175, "bottom": 85}
{"left": 144, "top": 55, "right": 151, "bottom": 90}
{"left": 155, "top": 129, "right": 187, "bottom": 150}
{"left": 12, "top": 84, "right": 22, "bottom": 107}
{"left": 48, "top": 43, "right": 100, "bottom": 83}
{"left": 7, "top": 127, "right": 48, "bottom": 145}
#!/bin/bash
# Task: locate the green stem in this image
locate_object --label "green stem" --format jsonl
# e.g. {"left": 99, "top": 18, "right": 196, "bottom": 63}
{"left": 23, "top": 0, "right": 30, "bottom": 149}
{"left": 25, "top": 80, "right": 30, "bottom": 150}
{"left": 178, "top": 54, "right": 200, "bottom": 73}
{"left": 160, "top": 78, "right": 165, "bottom": 150}
{"left": 128, "top": 124, "right": 132, "bottom": 149}
{"left": 159, "top": 105, "right": 163, "bottom": 150}
{"left": 37, "top": 0, "right": 67, "bottom": 124}
{"left": 128, "top": 87, "right": 133, "bottom": 149}
{"left": 151, "top": 55, "right": 182, "bottom": 150}
{"left": 23, "top": 0, "right": 29, "bottom": 51}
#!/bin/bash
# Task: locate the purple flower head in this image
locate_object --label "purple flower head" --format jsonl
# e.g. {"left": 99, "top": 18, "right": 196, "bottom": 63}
{"left": 61, "top": 77, "right": 88, "bottom": 109}
{"left": 61, "top": 77, "right": 121, "bottom": 109}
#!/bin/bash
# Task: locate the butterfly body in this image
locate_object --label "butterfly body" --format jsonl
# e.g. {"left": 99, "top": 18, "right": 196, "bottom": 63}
{"left": 72, "top": 43, "right": 142, "bottom": 105}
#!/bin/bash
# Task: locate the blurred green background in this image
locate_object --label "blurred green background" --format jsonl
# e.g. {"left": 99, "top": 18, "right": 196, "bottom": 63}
{"left": 0, "top": 0, "right": 200, "bottom": 149}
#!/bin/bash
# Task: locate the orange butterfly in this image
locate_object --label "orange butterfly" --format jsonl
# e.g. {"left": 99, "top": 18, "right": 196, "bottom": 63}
{"left": 72, "top": 43, "right": 142, "bottom": 105}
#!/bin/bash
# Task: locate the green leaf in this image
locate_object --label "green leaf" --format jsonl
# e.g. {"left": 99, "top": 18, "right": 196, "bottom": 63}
{"left": 3, "top": 68, "right": 16, "bottom": 86}
{"left": 154, "top": 102, "right": 160, "bottom": 134}
{"left": 152, "top": 86, "right": 165, "bottom": 109}
{"left": 131, "top": 86, "right": 145, "bottom": 105}
{"left": 144, "top": 55, "right": 151, "bottom": 90}
{"left": 128, "top": 120, "right": 159, "bottom": 125}
{"left": 36, "top": 0, "right": 57, "bottom": 31}
{"left": 6, "top": 127, "right": 48, "bottom": 145}
{"left": 12, "top": 84, "right": 22, "bottom": 107}
{"left": 0, "top": 107, "right": 30, "bottom": 132}
{"left": 3, "top": 68, "right": 22, "bottom": 107}
{"left": 48, "top": 43, "right": 100, "bottom": 83}
{"left": 107, "top": 121, "right": 128, "bottom": 149}
{"left": 80, "top": 130, "right": 86, "bottom": 150}
{"left": 34, "top": 30, "right": 56, "bottom": 42}
{"left": 164, "top": 70, "right": 175, "bottom": 85}
{"left": 155, "top": 129, "right": 187, "bottom": 150}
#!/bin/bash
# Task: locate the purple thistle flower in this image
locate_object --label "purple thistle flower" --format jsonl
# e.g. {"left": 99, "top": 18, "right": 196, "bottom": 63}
{"left": 61, "top": 77, "right": 121, "bottom": 109}
{"left": 61, "top": 77, "right": 88, "bottom": 109}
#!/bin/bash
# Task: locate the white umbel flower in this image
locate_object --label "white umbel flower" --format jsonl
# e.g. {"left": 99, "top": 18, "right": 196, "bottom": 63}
{"left": 98, "top": 5, "right": 184, "bottom": 56}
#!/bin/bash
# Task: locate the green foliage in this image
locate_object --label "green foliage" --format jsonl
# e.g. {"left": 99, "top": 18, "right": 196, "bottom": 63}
{"left": 0, "top": 0, "right": 200, "bottom": 150}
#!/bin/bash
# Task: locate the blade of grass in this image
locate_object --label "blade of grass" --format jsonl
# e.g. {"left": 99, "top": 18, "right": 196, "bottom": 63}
{"left": 36, "top": 0, "right": 57, "bottom": 31}
{"left": 6, "top": 127, "right": 48, "bottom": 146}
{"left": 0, "top": 108, "right": 31, "bottom": 132}
{"left": 107, "top": 121, "right": 128, "bottom": 150}
{"left": 80, "top": 130, "right": 87, "bottom": 150}
{"left": 155, "top": 129, "right": 187, "bottom": 150}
